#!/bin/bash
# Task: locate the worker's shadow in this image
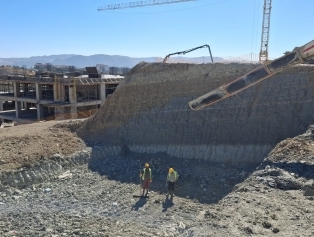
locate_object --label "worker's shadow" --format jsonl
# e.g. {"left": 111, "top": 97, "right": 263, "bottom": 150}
{"left": 162, "top": 196, "right": 174, "bottom": 212}
{"left": 131, "top": 198, "right": 147, "bottom": 211}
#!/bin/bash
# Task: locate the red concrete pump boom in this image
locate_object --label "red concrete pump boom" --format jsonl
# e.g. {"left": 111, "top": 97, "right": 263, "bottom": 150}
{"left": 163, "top": 44, "right": 213, "bottom": 63}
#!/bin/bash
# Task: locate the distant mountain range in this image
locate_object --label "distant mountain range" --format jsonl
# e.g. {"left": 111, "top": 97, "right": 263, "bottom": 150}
{"left": 0, "top": 54, "right": 225, "bottom": 69}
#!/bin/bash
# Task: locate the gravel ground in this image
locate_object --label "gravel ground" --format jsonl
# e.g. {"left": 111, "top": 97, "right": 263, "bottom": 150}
{"left": 0, "top": 150, "right": 255, "bottom": 236}
{"left": 0, "top": 120, "right": 314, "bottom": 236}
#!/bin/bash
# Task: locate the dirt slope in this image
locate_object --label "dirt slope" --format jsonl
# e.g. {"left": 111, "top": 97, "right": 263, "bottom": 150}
{"left": 0, "top": 120, "right": 85, "bottom": 172}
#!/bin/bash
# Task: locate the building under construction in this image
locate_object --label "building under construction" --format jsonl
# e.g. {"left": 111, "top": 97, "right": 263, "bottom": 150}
{"left": 0, "top": 67, "right": 122, "bottom": 124}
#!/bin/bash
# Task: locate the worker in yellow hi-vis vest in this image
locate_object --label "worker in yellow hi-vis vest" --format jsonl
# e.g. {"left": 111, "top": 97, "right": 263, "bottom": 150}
{"left": 166, "top": 168, "right": 179, "bottom": 197}
{"left": 140, "top": 163, "right": 152, "bottom": 196}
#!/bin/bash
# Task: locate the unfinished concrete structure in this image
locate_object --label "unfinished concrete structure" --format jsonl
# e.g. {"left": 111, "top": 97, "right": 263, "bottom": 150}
{"left": 0, "top": 73, "right": 122, "bottom": 123}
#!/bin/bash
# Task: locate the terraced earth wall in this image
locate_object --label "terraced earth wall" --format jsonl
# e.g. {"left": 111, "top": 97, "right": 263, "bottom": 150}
{"left": 77, "top": 62, "right": 314, "bottom": 164}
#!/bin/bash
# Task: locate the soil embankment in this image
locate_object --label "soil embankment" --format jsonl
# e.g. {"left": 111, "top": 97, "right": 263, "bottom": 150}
{"left": 78, "top": 62, "right": 314, "bottom": 164}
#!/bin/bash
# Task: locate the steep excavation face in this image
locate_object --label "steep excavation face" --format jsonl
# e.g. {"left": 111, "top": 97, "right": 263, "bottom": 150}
{"left": 77, "top": 62, "right": 314, "bottom": 164}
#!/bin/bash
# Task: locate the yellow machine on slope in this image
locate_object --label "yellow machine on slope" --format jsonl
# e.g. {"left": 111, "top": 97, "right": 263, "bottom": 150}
{"left": 189, "top": 39, "right": 314, "bottom": 110}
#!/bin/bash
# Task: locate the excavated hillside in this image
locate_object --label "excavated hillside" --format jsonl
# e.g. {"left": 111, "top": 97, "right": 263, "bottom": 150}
{"left": 78, "top": 62, "right": 314, "bottom": 164}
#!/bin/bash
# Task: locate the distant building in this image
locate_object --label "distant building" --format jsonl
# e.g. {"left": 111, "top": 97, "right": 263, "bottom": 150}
{"left": 96, "top": 64, "right": 109, "bottom": 73}
{"left": 54, "top": 65, "right": 70, "bottom": 69}
{"left": 109, "top": 67, "right": 118, "bottom": 75}
{"left": 34, "top": 63, "right": 44, "bottom": 70}
{"left": 121, "top": 67, "right": 130, "bottom": 75}
{"left": 34, "top": 63, "right": 53, "bottom": 71}
{"left": 108, "top": 67, "right": 131, "bottom": 76}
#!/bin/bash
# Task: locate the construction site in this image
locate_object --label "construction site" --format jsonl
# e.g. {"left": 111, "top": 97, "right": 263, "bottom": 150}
{"left": 0, "top": 67, "right": 122, "bottom": 125}
{"left": 1, "top": 0, "right": 314, "bottom": 236}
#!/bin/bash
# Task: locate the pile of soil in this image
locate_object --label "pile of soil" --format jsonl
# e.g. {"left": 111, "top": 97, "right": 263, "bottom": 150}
{"left": 267, "top": 131, "right": 314, "bottom": 163}
{"left": 0, "top": 120, "right": 85, "bottom": 172}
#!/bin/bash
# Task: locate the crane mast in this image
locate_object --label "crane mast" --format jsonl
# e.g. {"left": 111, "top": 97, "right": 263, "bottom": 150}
{"left": 98, "top": 0, "right": 196, "bottom": 11}
{"left": 259, "top": 0, "right": 272, "bottom": 63}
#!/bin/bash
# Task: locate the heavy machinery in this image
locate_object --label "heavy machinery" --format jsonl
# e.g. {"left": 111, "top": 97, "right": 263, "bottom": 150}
{"left": 188, "top": 39, "right": 314, "bottom": 110}
{"left": 162, "top": 44, "right": 213, "bottom": 63}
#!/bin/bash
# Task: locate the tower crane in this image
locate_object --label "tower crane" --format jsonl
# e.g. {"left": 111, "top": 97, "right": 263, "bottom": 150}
{"left": 97, "top": 0, "right": 196, "bottom": 11}
{"left": 259, "top": 0, "right": 272, "bottom": 63}
{"left": 99, "top": 0, "right": 272, "bottom": 64}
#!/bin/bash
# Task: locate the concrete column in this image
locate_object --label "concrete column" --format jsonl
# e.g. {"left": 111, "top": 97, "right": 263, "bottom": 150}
{"left": 35, "top": 83, "right": 42, "bottom": 101}
{"left": 35, "top": 83, "right": 43, "bottom": 120}
{"left": 100, "top": 83, "right": 107, "bottom": 102}
{"left": 69, "top": 86, "right": 77, "bottom": 103}
{"left": 13, "top": 82, "right": 20, "bottom": 97}
{"left": 15, "top": 101, "right": 22, "bottom": 118}
{"left": 69, "top": 85, "right": 77, "bottom": 119}
{"left": 53, "top": 82, "right": 59, "bottom": 101}
{"left": 60, "top": 85, "right": 65, "bottom": 102}
{"left": 37, "top": 104, "right": 44, "bottom": 120}
{"left": 53, "top": 77, "right": 66, "bottom": 102}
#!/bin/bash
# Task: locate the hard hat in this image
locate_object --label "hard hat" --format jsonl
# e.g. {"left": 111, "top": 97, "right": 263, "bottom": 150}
{"left": 169, "top": 168, "right": 174, "bottom": 173}
{"left": 145, "top": 163, "right": 149, "bottom": 168}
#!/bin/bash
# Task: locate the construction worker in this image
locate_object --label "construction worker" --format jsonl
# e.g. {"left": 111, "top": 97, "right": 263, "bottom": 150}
{"left": 140, "top": 163, "right": 152, "bottom": 196}
{"left": 166, "top": 168, "right": 179, "bottom": 197}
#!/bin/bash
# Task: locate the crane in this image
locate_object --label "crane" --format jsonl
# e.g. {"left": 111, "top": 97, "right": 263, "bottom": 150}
{"left": 98, "top": 0, "right": 196, "bottom": 11}
{"left": 259, "top": 0, "right": 272, "bottom": 63}
{"left": 98, "top": 0, "right": 271, "bottom": 64}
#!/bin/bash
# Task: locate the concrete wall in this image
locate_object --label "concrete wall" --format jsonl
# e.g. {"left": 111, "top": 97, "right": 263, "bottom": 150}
{"left": 77, "top": 62, "right": 314, "bottom": 164}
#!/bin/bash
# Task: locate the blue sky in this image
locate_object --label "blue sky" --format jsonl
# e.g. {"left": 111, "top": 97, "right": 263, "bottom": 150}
{"left": 1, "top": 0, "right": 313, "bottom": 59}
